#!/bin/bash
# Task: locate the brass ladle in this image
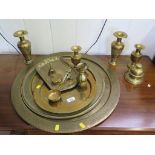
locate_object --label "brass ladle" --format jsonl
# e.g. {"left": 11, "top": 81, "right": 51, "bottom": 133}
{"left": 48, "top": 89, "right": 61, "bottom": 102}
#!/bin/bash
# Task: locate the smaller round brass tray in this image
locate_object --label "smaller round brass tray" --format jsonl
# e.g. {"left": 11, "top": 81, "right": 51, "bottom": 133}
{"left": 32, "top": 70, "right": 96, "bottom": 114}
{"left": 11, "top": 52, "right": 120, "bottom": 133}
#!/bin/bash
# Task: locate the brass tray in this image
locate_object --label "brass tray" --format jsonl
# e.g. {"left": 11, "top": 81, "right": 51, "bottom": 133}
{"left": 11, "top": 52, "right": 120, "bottom": 133}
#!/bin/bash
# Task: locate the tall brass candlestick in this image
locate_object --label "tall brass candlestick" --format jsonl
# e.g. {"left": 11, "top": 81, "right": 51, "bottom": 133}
{"left": 13, "top": 30, "right": 32, "bottom": 64}
{"left": 109, "top": 31, "right": 128, "bottom": 66}
{"left": 71, "top": 45, "right": 82, "bottom": 67}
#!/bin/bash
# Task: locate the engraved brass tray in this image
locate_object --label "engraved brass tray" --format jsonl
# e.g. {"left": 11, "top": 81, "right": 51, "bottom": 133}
{"left": 11, "top": 52, "right": 120, "bottom": 133}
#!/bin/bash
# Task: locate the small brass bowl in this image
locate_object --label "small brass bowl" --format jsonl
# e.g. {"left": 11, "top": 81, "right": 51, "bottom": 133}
{"left": 48, "top": 89, "right": 61, "bottom": 102}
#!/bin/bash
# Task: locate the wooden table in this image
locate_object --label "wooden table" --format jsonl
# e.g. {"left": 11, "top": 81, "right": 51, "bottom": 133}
{"left": 0, "top": 54, "right": 155, "bottom": 135}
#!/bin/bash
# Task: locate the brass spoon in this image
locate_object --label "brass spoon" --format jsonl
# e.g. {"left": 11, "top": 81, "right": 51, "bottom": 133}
{"left": 48, "top": 89, "right": 61, "bottom": 102}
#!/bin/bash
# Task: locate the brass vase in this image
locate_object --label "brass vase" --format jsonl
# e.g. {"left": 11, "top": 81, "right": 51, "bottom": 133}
{"left": 14, "top": 30, "right": 32, "bottom": 64}
{"left": 109, "top": 31, "right": 128, "bottom": 66}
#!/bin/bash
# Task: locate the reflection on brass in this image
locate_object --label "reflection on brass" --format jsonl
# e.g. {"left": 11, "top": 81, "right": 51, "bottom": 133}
{"left": 125, "top": 44, "right": 145, "bottom": 85}
{"left": 109, "top": 31, "right": 128, "bottom": 66}
{"left": 48, "top": 89, "right": 61, "bottom": 102}
{"left": 13, "top": 30, "right": 32, "bottom": 64}
{"left": 71, "top": 45, "right": 82, "bottom": 66}
{"left": 11, "top": 51, "right": 120, "bottom": 133}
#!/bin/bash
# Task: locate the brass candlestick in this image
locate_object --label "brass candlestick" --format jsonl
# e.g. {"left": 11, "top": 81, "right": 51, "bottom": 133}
{"left": 71, "top": 45, "right": 82, "bottom": 67}
{"left": 109, "top": 31, "right": 128, "bottom": 66}
{"left": 77, "top": 63, "right": 88, "bottom": 89}
{"left": 125, "top": 44, "right": 145, "bottom": 85}
{"left": 13, "top": 30, "right": 32, "bottom": 64}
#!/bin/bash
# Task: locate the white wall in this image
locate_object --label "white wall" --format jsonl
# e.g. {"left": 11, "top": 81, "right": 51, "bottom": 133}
{"left": 0, "top": 19, "right": 155, "bottom": 59}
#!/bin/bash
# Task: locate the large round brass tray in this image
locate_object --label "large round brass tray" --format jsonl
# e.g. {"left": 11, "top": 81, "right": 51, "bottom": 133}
{"left": 11, "top": 52, "right": 120, "bottom": 133}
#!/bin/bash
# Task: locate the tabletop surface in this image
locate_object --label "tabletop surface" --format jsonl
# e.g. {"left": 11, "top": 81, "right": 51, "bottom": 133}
{"left": 0, "top": 54, "right": 155, "bottom": 134}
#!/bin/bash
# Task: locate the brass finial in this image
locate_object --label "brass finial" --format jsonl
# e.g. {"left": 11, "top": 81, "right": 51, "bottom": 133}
{"left": 13, "top": 30, "right": 32, "bottom": 64}
{"left": 109, "top": 31, "right": 128, "bottom": 66}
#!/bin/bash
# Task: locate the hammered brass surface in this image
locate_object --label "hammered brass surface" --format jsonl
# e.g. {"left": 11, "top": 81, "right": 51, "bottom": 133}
{"left": 11, "top": 52, "right": 120, "bottom": 133}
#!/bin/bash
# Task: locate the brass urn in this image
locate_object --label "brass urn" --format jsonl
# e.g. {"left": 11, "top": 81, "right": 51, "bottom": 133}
{"left": 109, "top": 31, "right": 128, "bottom": 66}
{"left": 14, "top": 30, "right": 32, "bottom": 64}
